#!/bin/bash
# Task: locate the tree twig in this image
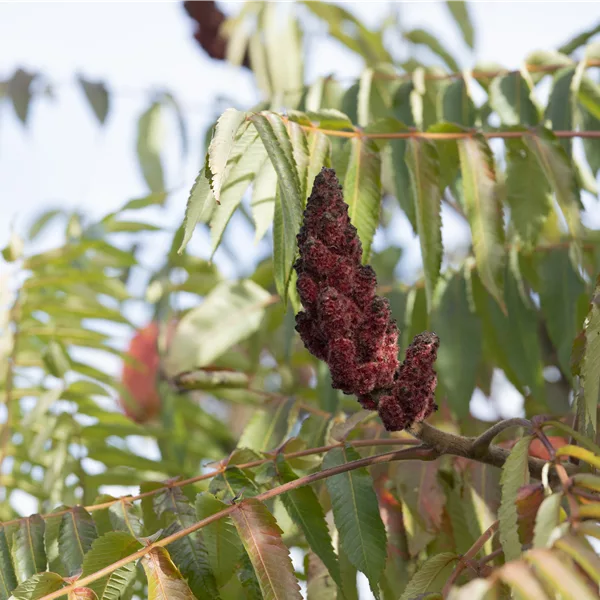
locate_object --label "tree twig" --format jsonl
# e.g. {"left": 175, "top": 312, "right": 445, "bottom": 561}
{"left": 39, "top": 445, "right": 436, "bottom": 600}
{"left": 470, "top": 418, "right": 531, "bottom": 458}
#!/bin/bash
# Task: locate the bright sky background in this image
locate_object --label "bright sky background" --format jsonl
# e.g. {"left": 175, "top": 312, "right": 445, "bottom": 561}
{"left": 1, "top": 3, "right": 599, "bottom": 592}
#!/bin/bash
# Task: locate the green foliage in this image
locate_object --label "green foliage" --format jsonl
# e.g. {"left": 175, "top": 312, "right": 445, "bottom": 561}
{"left": 2, "top": 3, "right": 600, "bottom": 599}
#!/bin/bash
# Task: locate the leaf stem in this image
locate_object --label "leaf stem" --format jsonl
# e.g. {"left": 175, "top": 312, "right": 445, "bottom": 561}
{"left": 38, "top": 445, "right": 435, "bottom": 600}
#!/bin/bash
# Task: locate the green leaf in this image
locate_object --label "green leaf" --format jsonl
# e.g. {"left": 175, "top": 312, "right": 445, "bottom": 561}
{"left": 230, "top": 499, "right": 302, "bottom": 600}
{"left": 432, "top": 272, "right": 482, "bottom": 417}
{"left": 153, "top": 487, "right": 219, "bottom": 599}
{"left": 238, "top": 398, "right": 296, "bottom": 453}
{"left": 446, "top": 1, "right": 475, "bottom": 48}
{"left": 406, "top": 138, "right": 442, "bottom": 311}
{"left": 195, "top": 493, "right": 244, "bottom": 587}
{"left": 250, "top": 113, "right": 303, "bottom": 300}
{"left": 28, "top": 209, "right": 63, "bottom": 241}
{"left": 578, "top": 75, "right": 600, "bottom": 121}
{"left": 572, "top": 276, "right": 600, "bottom": 437}
{"left": 389, "top": 139, "right": 417, "bottom": 232}
{"left": 344, "top": 137, "right": 382, "bottom": 264}
{"left": 524, "top": 128, "right": 581, "bottom": 241}
{"left": 499, "top": 435, "right": 532, "bottom": 562}
{"left": 77, "top": 76, "right": 109, "bottom": 124}
{"left": 59, "top": 507, "right": 98, "bottom": 576}
{"left": 209, "top": 467, "right": 260, "bottom": 503}
{"left": 210, "top": 130, "right": 268, "bottom": 254}
{"left": 458, "top": 136, "right": 505, "bottom": 310}
{"left": 558, "top": 23, "right": 600, "bottom": 54}
{"left": 108, "top": 499, "right": 144, "bottom": 538}
{"left": 142, "top": 547, "right": 196, "bottom": 600}
{"left": 275, "top": 456, "right": 342, "bottom": 591}
{"left": 505, "top": 136, "right": 552, "bottom": 245}
{"left": 136, "top": 102, "right": 165, "bottom": 194}
{"left": 399, "top": 553, "right": 458, "bottom": 600}
{"left": 81, "top": 532, "right": 141, "bottom": 600}
{"left": 178, "top": 170, "right": 215, "bottom": 254}
{"left": 8, "top": 572, "right": 64, "bottom": 600}
{"left": 208, "top": 109, "right": 247, "bottom": 201}
{"left": 442, "top": 78, "right": 476, "bottom": 127}
{"left": 305, "top": 132, "right": 331, "bottom": 205}
{"left": 165, "top": 280, "right": 271, "bottom": 377}
{"left": 404, "top": 29, "right": 460, "bottom": 72}
{"left": 545, "top": 68, "right": 575, "bottom": 153}
{"left": 0, "top": 526, "right": 17, "bottom": 600}
{"left": 581, "top": 104, "right": 600, "bottom": 176}
{"left": 323, "top": 446, "right": 387, "bottom": 595}
{"left": 251, "top": 157, "right": 277, "bottom": 243}
{"left": 536, "top": 250, "right": 585, "bottom": 376}
{"left": 489, "top": 71, "right": 539, "bottom": 126}
{"left": 8, "top": 68, "right": 35, "bottom": 124}
{"left": 11, "top": 515, "right": 46, "bottom": 583}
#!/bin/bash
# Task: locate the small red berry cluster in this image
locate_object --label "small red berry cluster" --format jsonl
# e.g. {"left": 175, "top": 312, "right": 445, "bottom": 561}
{"left": 294, "top": 168, "right": 438, "bottom": 431}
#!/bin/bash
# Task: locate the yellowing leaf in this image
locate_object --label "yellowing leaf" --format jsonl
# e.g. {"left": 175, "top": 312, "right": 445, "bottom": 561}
{"left": 142, "top": 547, "right": 195, "bottom": 600}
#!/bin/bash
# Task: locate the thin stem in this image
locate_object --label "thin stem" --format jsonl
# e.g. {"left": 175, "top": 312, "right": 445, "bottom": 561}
{"left": 277, "top": 117, "right": 600, "bottom": 141}
{"left": 442, "top": 521, "right": 499, "bottom": 598}
{"left": 0, "top": 436, "right": 420, "bottom": 528}
{"left": 39, "top": 446, "right": 436, "bottom": 600}
{"left": 471, "top": 418, "right": 531, "bottom": 458}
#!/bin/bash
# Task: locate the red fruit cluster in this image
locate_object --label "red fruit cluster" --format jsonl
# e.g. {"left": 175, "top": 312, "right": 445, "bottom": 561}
{"left": 377, "top": 332, "right": 439, "bottom": 431}
{"left": 294, "top": 168, "right": 439, "bottom": 431}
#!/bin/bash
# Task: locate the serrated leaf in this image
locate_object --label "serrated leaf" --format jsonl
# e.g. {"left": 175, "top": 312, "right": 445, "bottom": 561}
{"left": 238, "top": 398, "right": 296, "bottom": 453}
{"left": 136, "top": 102, "right": 164, "bottom": 194}
{"left": 399, "top": 553, "right": 458, "bottom": 600}
{"left": 446, "top": 1, "right": 474, "bottom": 48}
{"left": 107, "top": 499, "right": 143, "bottom": 538}
{"left": 77, "top": 76, "right": 109, "bottom": 125}
{"left": 81, "top": 532, "right": 141, "bottom": 600}
{"left": 432, "top": 272, "right": 482, "bottom": 417}
{"left": 8, "top": 572, "right": 64, "bottom": 600}
{"left": 178, "top": 170, "right": 215, "bottom": 253}
{"left": 505, "top": 136, "right": 552, "bottom": 245}
{"left": 165, "top": 280, "right": 271, "bottom": 377}
{"left": 404, "top": 29, "right": 460, "bottom": 72}
{"left": 153, "top": 487, "right": 219, "bottom": 599}
{"left": 344, "top": 137, "right": 382, "bottom": 264}
{"left": 458, "top": 136, "right": 505, "bottom": 310}
{"left": 323, "top": 446, "right": 386, "bottom": 595}
{"left": 142, "top": 547, "right": 195, "bottom": 600}
{"left": 489, "top": 71, "right": 539, "bottom": 126}
{"left": 537, "top": 250, "right": 585, "bottom": 376}
{"left": 305, "top": 132, "right": 331, "bottom": 205}
{"left": 442, "top": 78, "right": 476, "bottom": 127}
{"left": 546, "top": 67, "right": 575, "bottom": 153}
{"left": 68, "top": 587, "right": 98, "bottom": 600}
{"left": 195, "top": 493, "right": 244, "bottom": 587}
{"left": 251, "top": 158, "right": 277, "bottom": 243}
{"left": 573, "top": 278, "right": 600, "bottom": 437}
{"left": 11, "top": 516, "right": 46, "bottom": 583}
{"left": 499, "top": 435, "right": 532, "bottom": 562}
{"left": 210, "top": 131, "right": 268, "bottom": 254}
{"left": 59, "top": 507, "right": 98, "bottom": 576}
{"left": 208, "top": 108, "right": 247, "bottom": 201}
{"left": 275, "top": 456, "right": 342, "bottom": 591}
{"left": 0, "top": 525, "right": 17, "bottom": 600}
{"left": 524, "top": 128, "right": 581, "bottom": 241}
{"left": 406, "top": 138, "right": 442, "bottom": 311}
{"left": 209, "top": 467, "right": 260, "bottom": 503}
{"left": 230, "top": 499, "right": 302, "bottom": 600}
{"left": 251, "top": 113, "right": 302, "bottom": 301}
